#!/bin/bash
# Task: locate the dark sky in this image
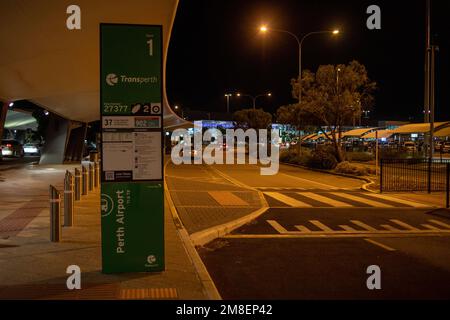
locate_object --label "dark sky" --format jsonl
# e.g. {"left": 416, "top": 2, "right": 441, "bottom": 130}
{"left": 167, "top": 0, "right": 449, "bottom": 122}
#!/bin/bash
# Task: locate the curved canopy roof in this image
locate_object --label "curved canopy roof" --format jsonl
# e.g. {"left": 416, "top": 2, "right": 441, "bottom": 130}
{"left": 0, "top": 0, "right": 189, "bottom": 129}
{"left": 391, "top": 122, "right": 449, "bottom": 134}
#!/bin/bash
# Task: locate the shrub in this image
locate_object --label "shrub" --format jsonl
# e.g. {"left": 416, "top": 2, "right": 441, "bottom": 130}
{"left": 346, "top": 152, "right": 374, "bottom": 162}
{"left": 335, "top": 161, "right": 368, "bottom": 176}
{"left": 307, "top": 148, "right": 338, "bottom": 170}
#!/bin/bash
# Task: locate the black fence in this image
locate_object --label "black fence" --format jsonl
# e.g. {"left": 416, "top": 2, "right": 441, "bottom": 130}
{"left": 380, "top": 158, "right": 450, "bottom": 194}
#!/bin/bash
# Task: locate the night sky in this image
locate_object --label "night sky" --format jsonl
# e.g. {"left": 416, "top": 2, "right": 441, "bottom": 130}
{"left": 167, "top": 0, "right": 449, "bottom": 122}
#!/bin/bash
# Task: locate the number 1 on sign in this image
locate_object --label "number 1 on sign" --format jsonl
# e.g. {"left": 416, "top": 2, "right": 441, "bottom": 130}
{"left": 147, "top": 38, "right": 153, "bottom": 56}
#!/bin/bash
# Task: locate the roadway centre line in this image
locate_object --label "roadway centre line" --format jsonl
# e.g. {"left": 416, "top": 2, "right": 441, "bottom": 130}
{"left": 364, "top": 238, "right": 396, "bottom": 251}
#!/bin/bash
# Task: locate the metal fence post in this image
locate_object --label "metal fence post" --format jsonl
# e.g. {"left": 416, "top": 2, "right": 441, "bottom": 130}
{"left": 49, "top": 185, "right": 61, "bottom": 242}
{"left": 74, "top": 168, "right": 81, "bottom": 201}
{"left": 446, "top": 163, "right": 449, "bottom": 209}
{"left": 88, "top": 163, "right": 94, "bottom": 191}
{"left": 64, "top": 171, "right": 74, "bottom": 227}
{"left": 427, "top": 157, "right": 432, "bottom": 194}
{"left": 82, "top": 166, "right": 88, "bottom": 195}
{"left": 379, "top": 159, "right": 383, "bottom": 193}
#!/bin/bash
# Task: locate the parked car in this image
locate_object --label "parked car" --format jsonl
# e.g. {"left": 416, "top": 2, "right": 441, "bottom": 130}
{"left": 403, "top": 141, "right": 416, "bottom": 152}
{"left": 23, "top": 143, "right": 41, "bottom": 156}
{"left": 1, "top": 139, "right": 24, "bottom": 158}
{"left": 442, "top": 142, "right": 450, "bottom": 153}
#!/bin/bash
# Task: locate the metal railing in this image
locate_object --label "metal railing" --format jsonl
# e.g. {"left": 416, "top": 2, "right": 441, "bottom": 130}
{"left": 380, "top": 158, "right": 450, "bottom": 193}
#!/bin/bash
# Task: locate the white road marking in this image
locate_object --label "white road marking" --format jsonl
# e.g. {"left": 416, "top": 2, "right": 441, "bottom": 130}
{"left": 309, "top": 220, "right": 334, "bottom": 232}
{"left": 299, "top": 192, "right": 353, "bottom": 207}
{"left": 390, "top": 219, "right": 419, "bottom": 231}
{"left": 265, "top": 192, "right": 312, "bottom": 207}
{"left": 429, "top": 219, "right": 450, "bottom": 229}
{"left": 330, "top": 192, "right": 393, "bottom": 208}
{"left": 362, "top": 193, "right": 431, "bottom": 208}
{"left": 266, "top": 220, "right": 289, "bottom": 234}
{"left": 295, "top": 225, "right": 312, "bottom": 233}
{"left": 364, "top": 238, "right": 396, "bottom": 251}
{"left": 339, "top": 225, "right": 357, "bottom": 231}
{"left": 350, "top": 220, "right": 378, "bottom": 231}
{"left": 421, "top": 224, "right": 441, "bottom": 231}
{"left": 380, "top": 224, "right": 400, "bottom": 231}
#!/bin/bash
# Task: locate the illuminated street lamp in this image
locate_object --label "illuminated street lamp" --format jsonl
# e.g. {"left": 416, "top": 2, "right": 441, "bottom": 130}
{"left": 260, "top": 25, "right": 340, "bottom": 103}
{"left": 236, "top": 92, "right": 272, "bottom": 110}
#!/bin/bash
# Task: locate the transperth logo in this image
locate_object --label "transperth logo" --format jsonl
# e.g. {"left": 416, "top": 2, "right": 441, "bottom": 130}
{"left": 106, "top": 73, "right": 118, "bottom": 86}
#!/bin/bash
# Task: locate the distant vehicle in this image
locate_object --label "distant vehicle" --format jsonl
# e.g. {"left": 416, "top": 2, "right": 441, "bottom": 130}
{"left": 442, "top": 142, "right": 450, "bottom": 153}
{"left": 23, "top": 143, "right": 40, "bottom": 156}
{"left": 403, "top": 141, "right": 416, "bottom": 152}
{"left": 1, "top": 139, "right": 24, "bottom": 158}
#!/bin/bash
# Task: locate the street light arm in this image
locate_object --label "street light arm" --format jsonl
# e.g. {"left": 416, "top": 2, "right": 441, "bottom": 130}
{"left": 268, "top": 28, "right": 301, "bottom": 46}
{"left": 299, "top": 30, "right": 336, "bottom": 47}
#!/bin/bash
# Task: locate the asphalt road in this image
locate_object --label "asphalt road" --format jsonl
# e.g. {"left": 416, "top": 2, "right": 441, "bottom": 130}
{"left": 176, "top": 162, "right": 450, "bottom": 299}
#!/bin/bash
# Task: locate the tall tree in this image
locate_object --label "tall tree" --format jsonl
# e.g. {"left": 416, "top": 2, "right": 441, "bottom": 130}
{"left": 286, "top": 60, "right": 376, "bottom": 162}
{"left": 233, "top": 108, "right": 272, "bottom": 130}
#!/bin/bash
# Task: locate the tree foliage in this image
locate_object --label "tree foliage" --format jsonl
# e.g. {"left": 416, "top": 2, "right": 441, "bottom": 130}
{"left": 233, "top": 108, "right": 272, "bottom": 130}
{"left": 278, "top": 60, "right": 376, "bottom": 162}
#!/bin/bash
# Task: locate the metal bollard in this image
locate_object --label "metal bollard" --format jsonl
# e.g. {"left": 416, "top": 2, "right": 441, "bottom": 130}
{"left": 82, "top": 166, "right": 88, "bottom": 195}
{"left": 88, "top": 163, "right": 94, "bottom": 191}
{"left": 64, "top": 171, "right": 74, "bottom": 227}
{"left": 74, "top": 168, "right": 81, "bottom": 201}
{"left": 94, "top": 162, "right": 100, "bottom": 188}
{"left": 50, "top": 185, "right": 61, "bottom": 242}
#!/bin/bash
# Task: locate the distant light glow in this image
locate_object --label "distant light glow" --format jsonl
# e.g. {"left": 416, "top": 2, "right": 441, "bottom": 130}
{"left": 260, "top": 25, "right": 268, "bottom": 33}
{"left": 44, "top": 110, "right": 49, "bottom": 116}
{"left": 8, "top": 102, "right": 14, "bottom": 107}
{"left": 333, "top": 29, "right": 340, "bottom": 34}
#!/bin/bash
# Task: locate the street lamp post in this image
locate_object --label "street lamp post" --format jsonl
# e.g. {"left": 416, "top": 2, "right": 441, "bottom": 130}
{"left": 236, "top": 92, "right": 272, "bottom": 110}
{"left": 224, "top": 94, "right": 232, "bottom": 113}
{"left": 260, "top": 26, "right": 339, "bottom": 103}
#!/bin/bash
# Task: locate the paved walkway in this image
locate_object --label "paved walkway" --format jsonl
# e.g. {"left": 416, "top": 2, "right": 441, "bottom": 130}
{"left": 165, "top": 161, "right": 264, "bottom": 234}
{"left": 0, "top": 164, "right": 208, "bottom": 299}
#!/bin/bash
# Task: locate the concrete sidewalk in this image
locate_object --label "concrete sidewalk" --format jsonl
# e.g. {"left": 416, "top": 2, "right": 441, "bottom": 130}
{"left": 0, "top": 164, "right": 209, "bottom": 299}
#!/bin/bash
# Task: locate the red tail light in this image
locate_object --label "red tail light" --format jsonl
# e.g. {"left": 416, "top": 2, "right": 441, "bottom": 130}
{"left": 6, "top": 144, "right": 12, "bottom": 148}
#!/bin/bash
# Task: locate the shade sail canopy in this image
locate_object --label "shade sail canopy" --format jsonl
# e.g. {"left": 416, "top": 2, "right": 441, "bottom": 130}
{"left": 391, "top": 122, "right": 449, "bottom": 134}
{"left": 0, "top": 0, "right": 189, "bottom": 129}
{"left": 434, "top": 126, "right": 450, "bottom": 137}
{"left": 342, "top": 128, "right": 375, "bottom": 137}
{"left": 362, "top": 129, "right": 394, "bottom": 139}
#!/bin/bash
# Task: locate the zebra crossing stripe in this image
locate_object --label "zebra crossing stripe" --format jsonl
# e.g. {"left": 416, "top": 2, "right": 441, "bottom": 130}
{"left": 350, "top": 220, "right": 378, "bottom": 231}
{"left": 309, "top": 220, "right": 333, "bottom": 232}
{"left": 429, "top": 219, "right": 450, "bottom": 229}
{"left": 267, "top": 220, "right": 288, "bottom": 233}
{"left": 421, "top": 224, "right": 440, "bottom": 231}
{"left": 265, "top": 192, "right": 312, "bottom": 207}
{"left": 390, "top": 219, "right": 419, "bottom": 231}
{"left": 339, "top": 225, "right": 357, "bottom": 231}
{"left": 362, "top": 193, "right": 430, "bottom": 208}
{"left": 295, "top": 225, "right": 312, "bottom": 232}
{"left": 299, "top": 192, "right": 353, "bottom": 207}
{"left": 329, "top": 192, "right": 393, "bottom": 208}
{"left": 381, "top": 224, "right": 400, "bottom": 231}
